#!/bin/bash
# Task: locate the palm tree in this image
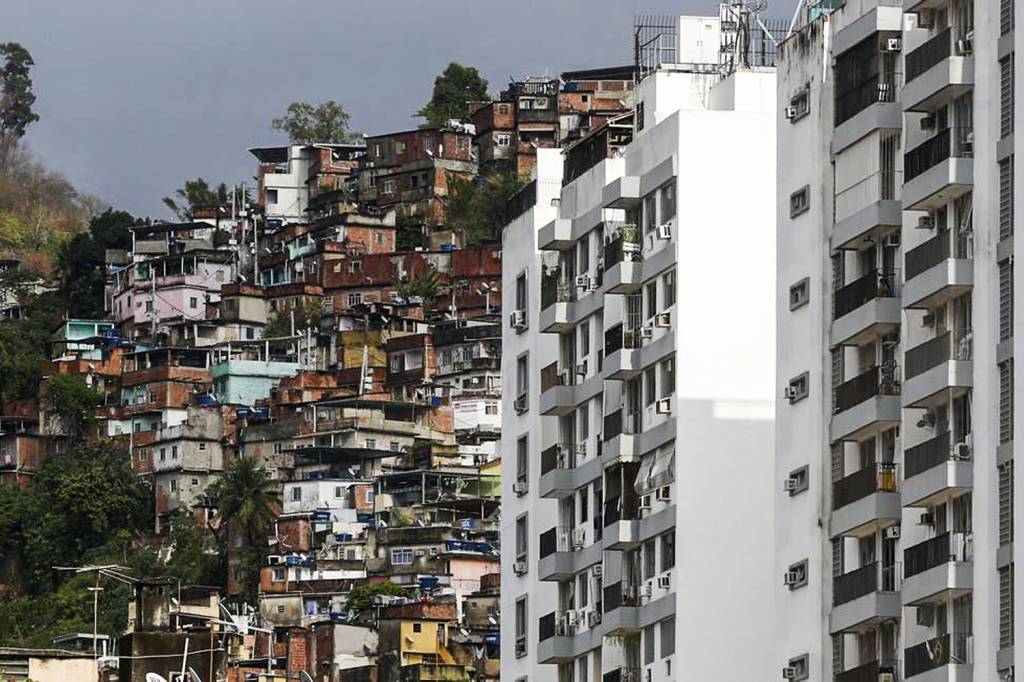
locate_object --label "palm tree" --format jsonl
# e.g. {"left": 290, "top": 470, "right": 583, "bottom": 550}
{"left": 162, "top": 178, "right": 229, "bottom": 221}
{"left": 211, "top": 455, "right": 280, "bottom": 546}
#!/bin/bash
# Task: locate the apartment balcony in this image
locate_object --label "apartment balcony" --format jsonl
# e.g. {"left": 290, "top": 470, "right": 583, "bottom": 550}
{"left": 539, "top": 275, "right": 576, "bottom": 334}
{"left": 902, "top": 532, "right": 973, "bottom": 605}
{"left": 604, "top": 503, "right": 675, "bottom": 551}
{"left": 902, "top": 128, "right": 973, "bottom": 211}
{"left": 831, "top": 365, "right": 902, "bottom": 442}
{"left": 834, "top": 74, "right": 902, "bottom": 154}
{"left": 601, "top": 582, "right": 642, "bottom": 633}
{"left": 538, "top": 444, "right": 601, "bottom": 500}
{"left": 602, "top": 176, "right": 641, "bottom": 209}
{"left": 830, "top": 463, "right": 901, "bottom": 537}
{"left": 833, "top": 172, "right": 903, "bottom": 251}
{"left": 537, "top": 611, "right": 601, "bottom": 664}
{"left": 902, "top": 329, "right": 973, "bottom": 409}
{"left": 602, "top": 668, "right": 642, "bottom": 682}
{"left": 537, "top": 218, "right": 574, "bottom": 251}
{"left": 835, "top": 659, "right": 900, "bottom": 682}
{"left": 602, "top": 324, "right": 674, "bottom": 381}
{"left": 903, "top": 28, "right": 975, "bottom": 113}
{"left": 601, "top": 411, "right": 675, "bottom": 467}
{"left": 830, "top": 561, "right": 902, "bottom": 633}
{"left": 903, "top": 431, "right": 973, "bottom": 507}
{"left": 832, "top": 270, "right": 901, "bottom": 346}
{"left": 902, "top": 231, "right": 973, "bottom": 310}
{"left": 537, "top": 526, "right": 601, "bottom": 582}
{"left": 539, "top": 363, "right": 603, "bottom": 416}
{"left": 904, "top": 633, "right": 973, "bottom": 680}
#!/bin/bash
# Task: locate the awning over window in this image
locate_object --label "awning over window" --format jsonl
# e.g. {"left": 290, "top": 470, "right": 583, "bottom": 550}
{"left": 635, "top": 447, "right": 675, "bottom": 494}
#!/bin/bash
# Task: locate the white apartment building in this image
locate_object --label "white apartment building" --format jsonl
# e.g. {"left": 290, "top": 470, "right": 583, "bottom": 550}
{"left": 501, "top": 13, "right": 777, "bottom": 682}
{"left": 776, "top": 0, "right": 1020, "bottom": 679}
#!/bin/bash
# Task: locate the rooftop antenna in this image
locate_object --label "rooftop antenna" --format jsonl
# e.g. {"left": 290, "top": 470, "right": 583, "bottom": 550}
{"left": 719, "top": 1, "right": 781, "bottom": 76}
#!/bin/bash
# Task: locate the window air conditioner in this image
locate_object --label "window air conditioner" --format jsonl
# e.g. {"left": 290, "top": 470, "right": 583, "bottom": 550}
{"left": 639, "top": 494, "right": 652, "bottom": 510}
{"left": 514, "top": 395, "right": 527, "bottom": 412}
{"left": 576, "top": 361, "right": 588, "bottom": 376}
{"left": 657, "top": 574, "right": 671, "bottom": 589}
{"left": 783, "top": 570, "right": 801, "bottom": 586}
{"left": 917, "top": 215, "right": 935, "bottom": 229}
{"left": 784, "top": 106, "right": 798, "bottom": 120}
{"left": 656, "top": 224, "right": 671, "bottom": 240}
{"left": 640, "top": 326, "right": 654, "bottom": 340}
{"left": 883, "top": 234, "right": 900, "bottom": 248}
{"left": 655, "top": 485, "right": 671, "bottom": 501}
{"left": 591, "top": 565, "right": 603, "bottom": 577}
{"left": 513, "top": 561, "right": 528, "bottom": 575}
{"left": 783, "top": 478, "right": 799, "bottom": 493}
{"left": 884, "top": 525, "right": 901, "bottom": 540}
{"left": 885, "top": 38, "right": 902, "bottom": 52}
{"left": 953, "top": 442, "right": 972, "bottom": 459}
{"left": 782, "top": 668, "right": 798, "bottom": 680}
{"left": 587, "top": 610, "right": 602, "bottom": 627}
{"left": 575, "top": 275, "right": 590, "bottom": 289}
{"left": 656, "top": 397, "right": 672, "bottom": 415}
{"left": 655, "top": 312, "right": 671, "bottom": 328}
{"left": 783, "top": 386, "right": 799, "bottom": 400}
{"left": 510, "top": 309, "right": 527, "bottom": 330}
{"left": 512, "top": 481, "right": 528, "bottom": 495}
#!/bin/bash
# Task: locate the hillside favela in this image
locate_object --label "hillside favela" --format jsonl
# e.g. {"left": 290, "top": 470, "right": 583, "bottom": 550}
{"left": 3, "top": 0, "right": 1022, "bottom": 681}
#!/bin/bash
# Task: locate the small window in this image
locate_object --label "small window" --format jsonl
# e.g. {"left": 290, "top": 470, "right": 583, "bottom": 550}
{"left": 516, "top": 435, "right": 528, "bottom": 488}
{"left": 789, "top": 186, "right": 810, "bottom": 218}
{"left": 515, "top": 515, "right": 528, "bottom": 563}
{"left": 169, "top": 479, "right": 177, "bottom": 492}
{"left": 412, "top": 622, "right": 422, "bottom": 633}
{"left": 171, "top": 446, "right": 178, "bottom": 459}
{"left": 786, "top": 372, "right": 810, "bottom": 404}
{"left": 498, "top": 104, "right": 510, "bottom": 115}
{"left": 789, "top": 278, "right": 810, "bottom": 310}
{"left": 266, "top": 189, "right": 279, "bottom": 204}
{"left": 383, "top": 179, "right": 397, "bottom": 193}
{"left": 189, "top": 297, "right": 198, "bottom": 309}
{"left": 272, "top": 567, "right": 285, "bottom": 582}
{"left": 515, "top": 597, "right": 527, "bottom": 657}
{"left": 786, "top": 653, "right": 810, "bottom": 681}
{"left": 291, "top": 487, "right": 302, "bottom": 501}
{"left": 787, "top": 88, "right": 810, "bottom": 123}
{"left": 786, "top": 560, "right": 809, "bottom": 590}
{"left": 496, "top": 132, "right": 512, "bottom": 147}
{"left": 276, "top": 605, "right": 285, "bottom": 614}
{"left": 348, "top": 293, "right": 362, "bottom": 307}
{"left": 159, "top": 448, "right": 166, "bottom": 462}
{"left": 662, "top": 270, "right": 676, "bottom": 308}
{"left": 365, "top": 439, "right": 376, "bottom": 450}
{"left": 785, "top": 466, "right": 810, "bottom": 497}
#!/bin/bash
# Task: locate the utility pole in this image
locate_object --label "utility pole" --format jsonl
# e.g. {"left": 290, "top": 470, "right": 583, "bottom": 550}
{"left": 89, "top": 577, "right": 103, "bottom": 663}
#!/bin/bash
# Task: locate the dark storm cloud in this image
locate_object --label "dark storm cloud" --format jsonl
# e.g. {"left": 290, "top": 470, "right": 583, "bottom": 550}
{"left": 3, "top": 0, "right": 753, "bottom": 218}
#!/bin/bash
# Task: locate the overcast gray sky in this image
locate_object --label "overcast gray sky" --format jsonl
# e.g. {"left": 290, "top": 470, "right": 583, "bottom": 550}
{"left": 4, "top": 0, "right": 777, "bottom": 219}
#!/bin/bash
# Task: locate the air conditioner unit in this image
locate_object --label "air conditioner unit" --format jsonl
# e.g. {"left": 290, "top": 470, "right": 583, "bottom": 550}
{"left": 920, "top": 115, "right": 937, "bottom": 132}
{"left": 514, "top": 395, "right": 527, "bottom": 412}
{"left": 884, "top": 525, "right": 901, "bottom": 540}
{"left": 656, "top": 224, "right": 671, "bottom": 240}
{"left": 513, "top": 561, "right": 528, "bottom": 575}
{"left": 656, "top": 397, "right": 672, "bottom": 414}
{"left": 576, "top": 442, "right": 587, "bottom": 457}
{"left": 565, "top": 610, "right": 579, "bottom": 626}
{"left": 784, "top": 386, "right": 799, "bottom": 400}
{"left": 575, "top": 275, "right": 590, "bottom": 289}
{"left": 957, "top": 38, "right": 973, "bottom": 55}
{"left": 783, "top": 570, "right": 801, "bottom": 586}
{"left": 576, "top": 361, "right": 588, "bottom": 376}
{"left": 512, "top": 481, "right": 528, "bottom": 495}
{"left": 587, "top": 610, "right": 602, "bottom": 627}
{"left": 510, "top": 309, "right": 527, "bottom": 330}
{"left": 883, "top": 234, "right": 900, "bottom": 248}
{"left": 571, "top": 528, "right": 586, "bottom": 550}
{"left": 783, "top": 478, "right": 799, "bottom": 493}
{"left": 917, "top": 215, "right": 936, "bottom": 230}
{"left": 639, "top": 494, "right": 652, "bottom": 510}
{"left": 655, "top": 312, "right": 671, "bottom": 328}
{"left": 782, "top": 667, "right": 798, "bottom": 680}
{"left": 885, "top": 37, "right": 902, "bottom": 52}
{"left": 655, "top": 485, "right": 671, "bottom": 501}
{"left": 640, "top": 326, "right": 654, "bottom": 340}
{"left": 657, "top": 574, "right": 671, "bottom": 589}
{"left": 953, "top": 442, "right": 972, "bottom": 459}
{"left": 784, "top": 106, "right": 798, "bottom": 120}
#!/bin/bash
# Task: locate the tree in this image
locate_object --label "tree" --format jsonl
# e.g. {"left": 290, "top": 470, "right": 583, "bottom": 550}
{"left": 416, "top": 62, "right": 489, "bottom": 128}
{"left": 345, "top": 581, "right": 412, "bottom": 617}
{"left": 56, "top": 208, "right": 138, "bottom": 318}
{"left": 272, "top": 101, "right": 361, "bottom": 144}
{"left": 210, "top": 455, "right": 279, "bottom": 546}
{"left": 43, "top": 374, "right": 99, "bottom": 437}
{"left": 0, "top": 43, "right": 40, "bottom": 145}
{"left": 392, "top": 266, "right": 448, "bottom": 319}
{"left": 445, "top": 171, "right": 527, "bottom": 245}
{"left": 162, "top": 178, "right": 228, "bottom": 221}
{"left": 262, "top": 300, "right": 323, "bottom": 339}
{"left": 0, "top": 290, "right": 63, "bottom": 403}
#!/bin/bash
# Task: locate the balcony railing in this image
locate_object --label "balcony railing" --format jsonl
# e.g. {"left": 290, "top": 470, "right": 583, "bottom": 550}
{"left": 835, "top": 73, "right": 900, "bottom": 126}
{"left": 835, "top": 659, "right": 899, "bottom": 682}
{"left": 904, "top": 127, "right": 973, "bottom": 183}
{"left": 539, "top": 527, "right": 558, "bottom": 558}
{"left": 604, "top": 409, "right": 623, "bottom": 441}
{"left": 604, "top": 495, "right": 640, "bottom": 527}
{"left": 904, "top": 633, "right": 972, "bottom": 678}
{"left": 538, "top": 611, "right": 557, "bottom": 641}
{"left": 835, "top": 170, "right": 902, "bottom": 223}
{"left": 833, "top": 462, "right": 899, "bottom": 510}
{"left": 905, "top": 227, "right": 971, "bottom": 280}
{"left": 833, "top": 364, "right": 901, "bottom": 414}
{"left": 540, "top": 270, "right": 575, "bottom": 310}
{"left": 904, "top": 531, "right": 972, "bottom": 579}
{"left": 906, "top": 27, "right": 953, "bottom": 82}
{"left": 603, "top": 580, "right": 642, "bottom": 613}
{"left": 604, "top": 324, "right": 643, "bottom": 357}
{"left": 905, "top": 431, "right": 959, "bottom": 478}
{"left": 833, "top": 561, "right": 900, "bottom": 607}
{"left": 834, "top": 269, "right": 900, "bottom": 319}
{"left": 603, "top": 668, "right": 642, "bottom": 682}
{"left": 540, "top": 443, "right": 577, "bottom": 475}
{"left": 541, "top": 362, "right": 568, "bottom": 392}
{"left": 905, "top": 328, "right": 973, "bottom": 380}
{"left": 603, "top": 225, "right": 642, "bottom": 272}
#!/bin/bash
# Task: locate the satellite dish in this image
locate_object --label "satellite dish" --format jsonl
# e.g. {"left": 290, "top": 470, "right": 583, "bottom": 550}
{"left": 146, "top": 674, "right": 169, "bottom": 682}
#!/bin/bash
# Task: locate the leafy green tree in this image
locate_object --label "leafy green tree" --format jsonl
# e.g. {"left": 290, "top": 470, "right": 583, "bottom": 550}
{"left": 345, "top": 581, "right": 412, "bottom": 617}
{"left": 445, "top": 171, "right": 527, "bottom": 245}
{"left": 393, "top": 266, "right": 448, "bottom": 319}
{"left": 162, "top": 178, "right": 229, "bottom": 221}
{"left": 0, "top": 290, "right": 63, "bottom": 402}
{"left": 56, "top": 208, "right": 138, "bottom": 318}
{"left": 416, "top": 62, "right": 489, "bottom": 128}
{"left": 43, "top": 374, "right": 99, "bottom": 437}
{"left": 272, "top": 100, "right": 361, "bottom": 144}
{"left": 262, "top": 300, "right": 323, "bottom": 338}
{"left": 0, "top": 43, "right": 40, "bottom": 143}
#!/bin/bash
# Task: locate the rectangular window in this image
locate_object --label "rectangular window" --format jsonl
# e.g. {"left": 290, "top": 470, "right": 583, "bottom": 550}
{"left": 365, "top": 439, "right": 376, "bottom": 450}
{"left": 516, "top": 353, "right": 529, "bottom": 408}
{"left": 272, "top": 567, "right": 285, "bottom": 582}
{"left": 660, "top": 616, "right": 675, "bottom": 657}
{"left": 515, "top": 597, "right": 527, "bottom": 657}
{"left": 789, "top": 186, "right": 810, "bottom": 218}
{"left": 496, "top": 132, "right": 511, "bottom": 147}
{"left": 383, "top": 179, "right": 396, "bottom": 193}
{"left": 1003, "top": 0, "right": 1016, "bottom": 35}
{"left": 159, "top": 448, "right": 166, "bottom": 462}
{"left": 662, "top": 271, "right": 675, "bottom": 308}
{"left": 515, "top": 271, "right": 528, "bottom": 311}
{"left": 643, "top": 539, "right": 656, "bottom": 579}
{"left": 644, "top": 625, "right": 656, "bottom": 665}
{"left": 1002, "top": 55, "right": 1015, "bottom": 139}
{"left": 171, "top": 446, "right": 178, "bottom": 459}
{"left": 515, "top": 515, "right": 528, "bottom": 563}
{"left": 577, "top": 573, "right": 588, "bottom": 608}
{"left": 579, "top": 319, "right": 590, "bottom": 358}
{"left": 391, "top": 548, "right": 414, "bottom": 565}
{"left": 661, "top": 531, "right": 675, "bottom": 570}
{"left": 644, "top": 366, "right": 657, "bottom": 407}
{"left": 789, "top": 278, "right": 810, "bottom": 310}
{"left": 189, "top": 297, "right": 198, "bottom": 309}
{"left": 659, "top": 182, "right": 676, "bottom": 222}
{"left": 660, "top": 356, "right": 675, "bottom": 398}
{"left": 516, "top": 435, "right": 528, "bottom": 485}
{"left": 787, "top": 372, "right": 810, "bottom": 403}
{"left": 646, "top": 281, "right": 658, "bottom": 319}
{"left": 291, "top": 487, "right": 302, "bottom": 501}
{"left": 266, "top": 189, "right": 278, "bottom": 204}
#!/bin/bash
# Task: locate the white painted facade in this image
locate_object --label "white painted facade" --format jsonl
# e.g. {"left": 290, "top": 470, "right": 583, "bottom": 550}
{"left": 776, "top": 1, "right": 1022, "bottom": 679}
{"left": 501, "top": 20, "right": 777, "bottom": 682}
